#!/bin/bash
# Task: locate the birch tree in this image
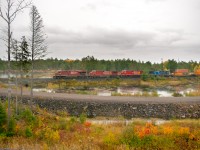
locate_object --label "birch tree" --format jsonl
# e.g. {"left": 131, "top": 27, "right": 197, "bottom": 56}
{"left": 0, "top": 0, "right": 31, "bottom": 126}
{"left": 30, "top": 5, "right": 47, "bottom": 103}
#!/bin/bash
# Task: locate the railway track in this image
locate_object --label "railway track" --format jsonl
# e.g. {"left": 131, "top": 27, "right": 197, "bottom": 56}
{"left": 0, "top": 76, "right": 142, "bottom": 83}
{"left": 0, "top": 75, "right": 199, "bottom": 83}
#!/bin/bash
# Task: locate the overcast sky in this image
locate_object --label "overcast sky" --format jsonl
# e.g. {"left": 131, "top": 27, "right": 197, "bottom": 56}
{"left": 0, "top": 0, "right": 200, "bottom": 62}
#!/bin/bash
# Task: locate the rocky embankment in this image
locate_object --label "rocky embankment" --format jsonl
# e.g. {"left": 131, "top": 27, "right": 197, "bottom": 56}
{"left": 0, "top": 90, "right": 200, "bottom": 119}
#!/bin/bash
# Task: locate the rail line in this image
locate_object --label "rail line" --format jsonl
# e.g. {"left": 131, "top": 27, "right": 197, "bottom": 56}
{"left": 0, "top": 75, "right": 199, "bottom": 84}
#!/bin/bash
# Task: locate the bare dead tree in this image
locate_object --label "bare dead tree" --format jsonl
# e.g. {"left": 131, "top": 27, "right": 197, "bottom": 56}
{"left": 0, "top": 0, "right": 32, "bottom": 126}
{"left": 30, "top": 5, "right": 47, "bottom": 104}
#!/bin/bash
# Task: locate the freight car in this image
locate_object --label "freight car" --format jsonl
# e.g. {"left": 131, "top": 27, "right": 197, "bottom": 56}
{"left": 194, "top": 69, "right": 200, "bottom": 76}
{"left": 53, "top": 70, "right": 87, "bottom": 79}
{"left": 174, "top": 69, "right": 189, "bottom": 76}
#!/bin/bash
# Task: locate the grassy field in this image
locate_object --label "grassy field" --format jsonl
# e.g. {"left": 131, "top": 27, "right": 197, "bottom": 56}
{"left": 50, "top": 77, "right": 194, "bottom": 87}
{"left": 45, "top": 77, "right": 200, "bottom": 97}
{"left": 46, "top": 77, "right": 199, "bottom": 89}
{"left": 1, "top": 76, "right": 200, "bottom": 97}
{"left": 0, "top": 101, "right": 200, "bottom": 150}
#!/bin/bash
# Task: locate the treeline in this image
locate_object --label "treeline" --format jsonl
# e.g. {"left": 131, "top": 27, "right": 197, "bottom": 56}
{"left": 0, "top": 56, "right": 199, "bottom": 73}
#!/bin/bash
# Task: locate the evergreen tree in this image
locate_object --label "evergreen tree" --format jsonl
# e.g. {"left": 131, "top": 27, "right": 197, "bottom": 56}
{"left": 18, "top": 36, "right": 30, "bottom": 103}
{"left": 30, "top": 5, "right": 47, "bottom": 104}
{"left": 0, "top": 103, "right": 7, "bottom": 133}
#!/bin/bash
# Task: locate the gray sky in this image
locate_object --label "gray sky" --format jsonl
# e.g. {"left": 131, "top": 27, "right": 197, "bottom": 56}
{"left": 0, "top": 0, "right": 200, "bottom": 62}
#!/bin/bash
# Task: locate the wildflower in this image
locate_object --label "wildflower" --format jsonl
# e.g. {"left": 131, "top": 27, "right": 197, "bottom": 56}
{"left": 144, "top": 128, "right": 150, "bottom": 135}
{"left": 84, "top": 121, "right": 92, "bottom": 128}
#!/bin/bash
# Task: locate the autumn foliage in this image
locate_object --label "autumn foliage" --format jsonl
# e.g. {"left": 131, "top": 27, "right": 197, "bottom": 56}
{"left": 0, "top": 101, "right": 200, "bottom": 149}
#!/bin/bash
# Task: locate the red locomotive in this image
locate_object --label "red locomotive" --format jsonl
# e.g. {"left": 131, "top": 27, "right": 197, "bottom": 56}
{"left": 119, "top": 70, "right": 143, "bottom": 77}
{"left": 89, "top": 70, "right": 118, "bottom": 77}
{"left": 89, "top": 70, "right": 104, "bottom": 77}
{"left": 53, "top": 70, "right": 143, "bottom": 79}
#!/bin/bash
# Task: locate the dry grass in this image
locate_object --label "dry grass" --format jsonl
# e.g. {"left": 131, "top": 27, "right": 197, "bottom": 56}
{"left": 0, "top": 82, "right": 7, "bottom": 88}
{"left": 1, "top": 102, "right": 200, "bottom": 150}
{"left": 112, "top": 91, "right": 158, "bottom": 97}
{"left": 185, "top": 90, "right": 200, "bottom": 97}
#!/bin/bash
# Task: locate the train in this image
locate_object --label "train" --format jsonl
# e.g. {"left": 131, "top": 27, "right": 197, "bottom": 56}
{"left": 53, "top": 70, "right": 143, "bottom": 79}
{"left": 53, "top": 69, "right": 200, "bottom": 79}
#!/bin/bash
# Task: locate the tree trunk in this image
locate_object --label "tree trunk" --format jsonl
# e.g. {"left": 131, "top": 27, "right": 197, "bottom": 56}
{"left": 30, "top": 60, "right": 33, "bottom": 107}
{"left": 30, "top": 7, "right": 35, "bottom": 108}
{"left": 20, "top": 64, "right": 23, "bottom": 103}
{"left": 7, "top": 17, "right": 11, "bottom": 127}
{"left": 15, "top": 70, "right": 18, "bottom": 114}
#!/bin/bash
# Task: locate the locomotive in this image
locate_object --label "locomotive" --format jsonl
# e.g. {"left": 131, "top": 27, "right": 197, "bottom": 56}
{"left": 149, "top": 71, "right": 170, "bottom": 76}
{"left": 53, "top": 70, "right": 143, "bottom": 79}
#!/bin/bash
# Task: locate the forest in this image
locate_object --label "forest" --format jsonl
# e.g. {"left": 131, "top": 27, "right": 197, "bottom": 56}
{"left": 0, "top": 56, "right": 199, "bottom": 73}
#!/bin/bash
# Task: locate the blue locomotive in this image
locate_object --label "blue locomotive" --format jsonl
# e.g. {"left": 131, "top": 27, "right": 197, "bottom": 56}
{"left": 149, "top": 71, "right": 170, "bottom": 76}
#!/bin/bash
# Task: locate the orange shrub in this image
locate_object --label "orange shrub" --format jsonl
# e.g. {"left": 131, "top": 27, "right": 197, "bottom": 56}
{"left": 137, "top": 122, "right": 158, "bottom": 138}
{"left": 163, "top": 126, "right": 173, "bottom": 135}
{"left": 178, "top": 127, "right": 190, "bottom": 135}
